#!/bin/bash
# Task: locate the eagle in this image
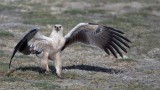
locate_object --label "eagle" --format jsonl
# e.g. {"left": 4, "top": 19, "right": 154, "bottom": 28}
{"left": 9, "top": 23, "right": 131, "bottom": 77}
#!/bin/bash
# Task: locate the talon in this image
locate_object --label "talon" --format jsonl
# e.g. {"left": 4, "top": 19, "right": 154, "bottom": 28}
{"left": 57, "top": 74, "right": 62, "bottom": 79}
{"left": 45, "top": 70, "right": 51, "bottom": 75}
{"left": 45, "top": 71, "right": 50, "bottom": 75}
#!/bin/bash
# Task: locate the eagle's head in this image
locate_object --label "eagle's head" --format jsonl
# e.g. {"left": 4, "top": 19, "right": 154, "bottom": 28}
{"left": 54, "top": 24, "right": 63, "bottom": 32}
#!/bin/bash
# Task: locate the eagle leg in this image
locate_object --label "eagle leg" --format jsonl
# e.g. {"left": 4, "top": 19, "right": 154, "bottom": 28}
{"left": 40, "top": 52, "right": 50, "bottom": 73}
{"left": 54, "top": 52, "right": 62, "bottom": 78}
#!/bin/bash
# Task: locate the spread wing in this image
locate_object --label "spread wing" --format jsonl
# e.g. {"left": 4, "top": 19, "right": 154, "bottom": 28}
{"left": 61, "top": 23, "right": 131, "bottom": 58}
{"left": 9, "top": 28, "right": 52, "bottom": 68}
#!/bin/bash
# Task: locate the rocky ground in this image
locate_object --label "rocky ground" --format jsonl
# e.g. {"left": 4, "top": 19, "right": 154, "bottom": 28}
{"left": 0, "top": 0, "right": 160, "bottom": 90}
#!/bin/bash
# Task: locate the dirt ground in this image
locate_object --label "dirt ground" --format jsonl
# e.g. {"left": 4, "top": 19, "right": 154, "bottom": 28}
{"left": 0, "top": 0, "right": 160, "bottom": 90}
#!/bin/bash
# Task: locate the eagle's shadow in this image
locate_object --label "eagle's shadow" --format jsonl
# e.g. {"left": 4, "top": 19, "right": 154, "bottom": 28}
{"left": 13, "top": 64, "right": 123, "bottom": 74}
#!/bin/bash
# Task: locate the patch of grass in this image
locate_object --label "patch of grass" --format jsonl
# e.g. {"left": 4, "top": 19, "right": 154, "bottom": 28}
{"left": 0, "top": 62, "right": 9, "bottom": 74}
{"left": 7, "top": 69, "right": 57, "bottom": 81}
{"left": 89, "top": 76, "right": 106, "bottom": 85}
{"left": 0, "top": 4, "right": 18, "bottom": 11}
{"left": 32, "top": 82, "right": 60, "bottom": 90}
{"left": 136, "top": 67, "right": 160, "bottom": 74}
{"left": 0, "top": 76, "right": 23, "bottom": 82}
{"left": 0, "top": 43, "right": 6, "bottom": 47}
{"left": 36, "top": 74, "right": 57, "bottom": 80}
{"left": 100, "top": 11, "right": 151, "bottom": 31}
{"left": 0, "top": 62, "right": 9, "bottom": 69}
{"left": 0, "top": 31, "right": 14, "bottom": 38}
{"left": 117, "top": 58, "right": 135, "bottom": 62}
{"left": 142, "top": 70, "right": 157, "bottom": 74}
{"left": 143, "top": 5, "right": 160, "bottom": 11}
{"left": 14, "top": 55, "right": 32, "bottom": 59}
{"left": 22, "top": 11, "right": 53, "bottom": 25}
{"left": 120, "top": 13, "right": 150, "bottom": 27}
{"left": 106, "top": 0, "right": 159, "bottom": 3}
{"left": 21, "top": 2, "right": 93, "bottom": 27}
{"left": 113, "top": 82, "right": 152, "bottom": 90}
{"left": 0, "top": 50, "right": 5, "bottom": 57}
{"left": 23, "top": 11, "right": 53, "bottom": 19}
{"left": 21, "top": 2, "right": 73, "bottom": 25}
{"left": 135, "top": 30, "right": 160, "bottom": 56}
{"left": 65, "top": 85, "right": 94, "bottom": 90}
{"left": 64, "top": 9, "right": 106, "bottom": 15}
{"left": 138, "top": 0, "right": 160, "bottom": 3}
{"left": 64, "top": 9, "right": 87, "bottom": 15}
{"left": 12, "top": 71, "right": 40, "bottom": 79}
{"left": 26, "top": 17, "right": 67, "bottom": 25}
{"left": 22, "top": 11, "right": 70, "bottom": 25}
{"left": 106, "top": 0, "right": 136, "bottom": 3}
{"left": 88, "top": 9, "right": 106, "bottom": 14}
{"left": 63, "top": 72, "right": 82, "bottom": 79}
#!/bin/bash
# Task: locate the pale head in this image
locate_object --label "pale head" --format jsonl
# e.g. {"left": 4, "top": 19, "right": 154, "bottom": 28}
{"left": 53, "top": 24, "right": 63, "bottom": 32}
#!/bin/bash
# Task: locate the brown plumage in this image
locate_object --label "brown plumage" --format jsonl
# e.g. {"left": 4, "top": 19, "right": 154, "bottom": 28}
{"left": 62, "top": 23, "right": 131, "bottom": 58}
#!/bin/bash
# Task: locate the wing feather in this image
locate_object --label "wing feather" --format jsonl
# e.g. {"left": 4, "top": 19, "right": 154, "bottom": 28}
{"left": 113, "top": 35, "right": 130, "bottom": 48}
{"left": 62, "top": 23, "right": 130, "bottom": 58}
{"left": 105, "top": 26, "right": 124, "bottom": 34}
{"left": 112, "top": 38, "right": 127, "bottom": 53}
{"left": 108, "top": 45, "right": 117, "bottom": 58}
{"left": 9, "top": 28, "right": 51, "bottom": 68}
{"left": 110, "top": 41, "right": 123, "bottom": 57}
{"left": 104, "top": 48, "right": 110, "bottom": 55}
{"left": 111, "top": 30, "right": 131, "bottom": 42}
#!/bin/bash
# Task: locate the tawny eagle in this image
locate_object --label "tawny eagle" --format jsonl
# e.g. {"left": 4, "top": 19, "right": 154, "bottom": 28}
{"left": 9, "top": 23, "right": 131, "bottom": 77}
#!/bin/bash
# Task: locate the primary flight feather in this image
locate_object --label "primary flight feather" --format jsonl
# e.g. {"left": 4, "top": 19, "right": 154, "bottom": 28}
{"left": 10, "top": 23, "right": 130, "bottom": 77}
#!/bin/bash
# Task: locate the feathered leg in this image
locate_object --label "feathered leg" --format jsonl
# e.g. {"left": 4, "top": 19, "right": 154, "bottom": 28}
{"left": 54, "top": 52, "right": 62, "bottom": 78}
{"left": 41, "top": 52, "right": 50, "bottom": 73}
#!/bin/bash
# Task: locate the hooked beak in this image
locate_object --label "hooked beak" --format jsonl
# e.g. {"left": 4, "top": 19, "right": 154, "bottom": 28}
{"left": 55, "top": 27, "right": 60, "bottom": 32}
